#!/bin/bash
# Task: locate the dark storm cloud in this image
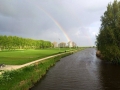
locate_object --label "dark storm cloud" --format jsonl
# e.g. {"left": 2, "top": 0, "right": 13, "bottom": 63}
{"left": 0, "top": 0, "right": 115, "bottom": 46}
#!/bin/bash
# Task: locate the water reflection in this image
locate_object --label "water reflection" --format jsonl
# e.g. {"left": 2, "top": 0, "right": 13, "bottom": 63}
{"left": 99, "top": 60, "right": 120, "bottom": 90}
{"left": 31, "top": 48, "right": 120, "bottom": 90}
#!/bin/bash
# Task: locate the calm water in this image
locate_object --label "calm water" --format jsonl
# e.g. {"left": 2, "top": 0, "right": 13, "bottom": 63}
{"left": 31, "top": 48, "right": 120, "bottom": 90}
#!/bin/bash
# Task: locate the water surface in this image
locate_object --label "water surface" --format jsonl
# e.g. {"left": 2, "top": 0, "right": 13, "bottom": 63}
{"left": 31, "top": 48, "right": 120, "bottom": 90}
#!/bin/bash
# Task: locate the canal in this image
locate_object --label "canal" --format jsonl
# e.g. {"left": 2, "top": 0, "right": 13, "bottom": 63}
{"left": 31, "top": 48, "right": 120, "bottom": 90}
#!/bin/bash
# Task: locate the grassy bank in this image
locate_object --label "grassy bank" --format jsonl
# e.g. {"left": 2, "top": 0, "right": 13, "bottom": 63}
{"left": 0, "top": 52, "right": 72, "bottom": 90}
{"left": 0, "top": 48, "right": 77, "bottom": 65}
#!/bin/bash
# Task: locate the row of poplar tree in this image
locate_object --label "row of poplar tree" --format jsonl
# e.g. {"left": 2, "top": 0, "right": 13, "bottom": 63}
{"left": 0, "top": 35, "right": 52, "bottom": 50}
{"left": 96, "top": 0, "right": 120, "bottom": 63}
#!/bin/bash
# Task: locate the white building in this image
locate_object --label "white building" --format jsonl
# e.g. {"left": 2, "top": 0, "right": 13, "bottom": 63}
{"left": 52, "top": 42, "right": 58, "bottom": 48}
{"left": 68, "top": 41, "right": 77, "bottom": 48}
{"left": 58, "top": 42, "right": 66, "bottom": 48}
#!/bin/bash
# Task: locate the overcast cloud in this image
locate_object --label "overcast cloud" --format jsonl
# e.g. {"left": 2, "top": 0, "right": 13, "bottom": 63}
{"left": 0, "top": 0, "right": 115, "bottom": 46}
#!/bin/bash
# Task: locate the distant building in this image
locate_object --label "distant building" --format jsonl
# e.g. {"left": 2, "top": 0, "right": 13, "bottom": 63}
{"left": 68, "top": 41, "right": 77, "bottom": 48}
{"left": 58, "top": 42, "right": 66, "bottom": 48}
{"left": 68, "top": 41, "right": 72, "bottom": 47}
{"left": 52, "top": 42, "right": 58, "bottom": 48}
{"left": 72, "top": 42, "right": 77, "bottom": 47}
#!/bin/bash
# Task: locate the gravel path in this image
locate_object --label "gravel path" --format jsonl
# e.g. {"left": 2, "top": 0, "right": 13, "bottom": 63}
{"left": 0, "top": 51, "right": 75, "bottom": 75}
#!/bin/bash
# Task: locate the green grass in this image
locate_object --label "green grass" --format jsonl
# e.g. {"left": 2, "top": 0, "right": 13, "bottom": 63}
{"left": 0, "top": 48, "right": 85, "bottom": 90}
{"left": 0, "top": 48, "right": 77, "bottom": 65}
{"left": 0, "top": 53, "right": 72, "bottom": 90}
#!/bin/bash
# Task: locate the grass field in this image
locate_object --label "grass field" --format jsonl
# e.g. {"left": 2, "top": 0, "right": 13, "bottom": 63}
{"left": 0, "top": 48, "right": 78, "bottom": 65}
{"left": 0, "top": 53, "right": 72, "bottom": 90}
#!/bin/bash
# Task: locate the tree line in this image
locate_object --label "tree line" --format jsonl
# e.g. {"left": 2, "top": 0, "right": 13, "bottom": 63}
{"left": 96, "top": 0, "right": 120, "bottom": 64}
{"left": 0, "top": 35, "right": 52, "bottom": 50}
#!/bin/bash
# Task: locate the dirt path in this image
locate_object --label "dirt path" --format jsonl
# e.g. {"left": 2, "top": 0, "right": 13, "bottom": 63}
{"left": 0, "top": 51, "right": 76, "bottom": 75}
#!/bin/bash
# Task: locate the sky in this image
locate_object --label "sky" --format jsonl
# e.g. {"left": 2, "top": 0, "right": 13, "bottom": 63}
{"left": 0, "top": 0, "right": 115, "bottom": 46}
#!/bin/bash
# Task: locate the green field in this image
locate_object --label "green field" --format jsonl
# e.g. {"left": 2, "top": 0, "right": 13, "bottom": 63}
{"left": 0, "top": 48, "right": 78, "bottom": 65}
{"left": 0, "top": 53, "right": 72, "bottom": 90}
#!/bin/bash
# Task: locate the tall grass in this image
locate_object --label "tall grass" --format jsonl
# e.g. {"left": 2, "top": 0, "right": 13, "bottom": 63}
{"left": 0, "top": 52, "right": 71, "bottom": 90}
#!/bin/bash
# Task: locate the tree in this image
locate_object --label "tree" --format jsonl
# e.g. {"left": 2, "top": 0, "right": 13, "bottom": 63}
{"left": 0, "top": 35, "right": 52, "bottom": 50}
{"left": 96, "top": 0, "right": 120, "bottom": 63}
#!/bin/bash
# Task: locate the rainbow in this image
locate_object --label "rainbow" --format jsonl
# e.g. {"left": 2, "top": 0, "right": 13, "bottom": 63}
{"left": 27, "top": 1, "right": 71, "bottom": 42}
